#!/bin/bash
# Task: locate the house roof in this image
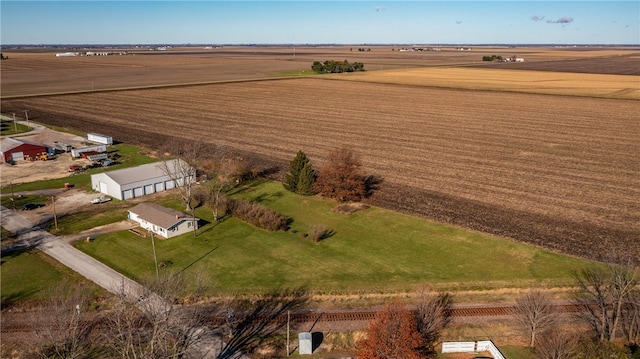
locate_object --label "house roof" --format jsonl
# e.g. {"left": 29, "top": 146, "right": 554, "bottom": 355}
{"left": 101, "top": 159, "right": 193, "bottom": 186}
{"left": 128, "top": 202, "right": 196, "bottom": 229}
{"left": 1, "top": 137, "right": 47, "bottom": 153}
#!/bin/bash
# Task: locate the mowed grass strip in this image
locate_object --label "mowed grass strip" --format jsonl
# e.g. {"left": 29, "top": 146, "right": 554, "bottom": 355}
{"left": 342, "top": 67, "right": 640, "bottom": 99}
{"left": 0, "top": 250, "right": 102, "bottom": 302}
{"left": 76, "top": 181, "right": 592, "bottom": 294}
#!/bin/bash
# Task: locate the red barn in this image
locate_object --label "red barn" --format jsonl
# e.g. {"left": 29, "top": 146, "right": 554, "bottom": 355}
{"left": 1, "top": 137, "right": 50, "bottom": 162}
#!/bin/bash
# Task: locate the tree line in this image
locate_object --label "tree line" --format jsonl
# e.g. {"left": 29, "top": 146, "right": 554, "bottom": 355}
{"left": 482, "top": 54, "right": 503, "bottom": 61}
{"left": 311, "top": 60, "right": 365, "bottom": 74}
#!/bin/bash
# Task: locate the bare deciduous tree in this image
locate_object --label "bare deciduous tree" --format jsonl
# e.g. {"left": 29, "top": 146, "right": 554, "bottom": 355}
{"left": 414, "top": 290, "right": 453, "bottom": 355}
{"left": 573, "top": 260, "right": 639, "bottom": 342}
{"left": 534, "top": 330, "right": 576, "bottom": 359}
{"left": 32, "top": 280, "right": 95, "bottom": 359}
{"left": 159, "top": 140, "right": 201, "bottom": 237}
{"left": 198, "top": 156, "right": 246, "bottom": 222}
{"left": 512, "top": 290, "right": 557, "bottom": 348}
{"left": 621, "top": 288, "right": 640, "bottom": 345}
{"left": 107, "top": 272, "right": 212, "bottom": 359}
{"left": 220, "top": 287, "right": 310, "bottom": 358}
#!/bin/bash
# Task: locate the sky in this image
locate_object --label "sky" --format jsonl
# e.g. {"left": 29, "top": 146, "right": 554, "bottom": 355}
{"left": 1, "top": 1, "right": 638, "bottom": 45}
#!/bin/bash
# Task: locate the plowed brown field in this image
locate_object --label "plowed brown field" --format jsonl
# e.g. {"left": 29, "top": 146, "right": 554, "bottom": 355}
{"left": 3, "top": 77, "right": 638, "bottom": 263}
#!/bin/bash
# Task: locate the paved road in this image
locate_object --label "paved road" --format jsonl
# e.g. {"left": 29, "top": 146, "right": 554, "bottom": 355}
{"left": 1, "top": 205, "right": 244, "bottom": 358}
{"left": 1, "top": 206, "right": 143, "bottom": 299}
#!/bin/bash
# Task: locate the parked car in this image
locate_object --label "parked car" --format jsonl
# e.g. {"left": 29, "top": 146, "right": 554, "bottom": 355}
{"left": 91, "top": 195, "right": 111, "bottom": 204}
{"left": 22, "top": 203, "right": 44, "bottom": 210}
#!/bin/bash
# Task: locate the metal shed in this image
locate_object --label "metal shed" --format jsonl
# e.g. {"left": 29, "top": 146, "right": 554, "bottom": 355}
{"left": 1, "top": 137, "right": 50, "bottom": 162}
{"left": 298, "top": 332, "right": 312, "bottom": 355}
{"left": 90, "top": 159, "right": 194, "bottom": 200}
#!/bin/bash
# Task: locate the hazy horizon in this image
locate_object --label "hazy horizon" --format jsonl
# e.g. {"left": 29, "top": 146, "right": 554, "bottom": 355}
{"left": 1, "top": 1, "right": 638, "bottom": 46}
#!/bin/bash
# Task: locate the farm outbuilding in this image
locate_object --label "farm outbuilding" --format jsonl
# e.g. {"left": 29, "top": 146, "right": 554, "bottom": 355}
{"left": 87, "top": 133, "right": 113, "bottom": 145}
{"left": 128, "top": 202, "right": 199, "bottom": 239}
{"left": 1, "top": 137, "right": 52, "bottom": 162}
{"left": 90, "top": 159, "right": 195, "bottom": 200}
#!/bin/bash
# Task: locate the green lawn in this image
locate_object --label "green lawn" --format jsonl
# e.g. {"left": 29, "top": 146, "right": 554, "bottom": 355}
{"left": 76, "top": 180, "right": 593, "bottom": 295}
{"left": 0, "top": 119, "right": 31, "bottom": 136}
{"left": 1, "top": 250, "right": 73, "bottom": 303}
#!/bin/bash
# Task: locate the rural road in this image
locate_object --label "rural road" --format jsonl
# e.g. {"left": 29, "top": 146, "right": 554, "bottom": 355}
{"left": 0, "top": 205, "right": 245, "bottom": 359}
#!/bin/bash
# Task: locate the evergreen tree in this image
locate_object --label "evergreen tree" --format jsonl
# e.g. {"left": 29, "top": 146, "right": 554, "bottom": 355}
{"left": 283, "top": 151, "right": 315, "bottom": 195}
{"left": 296, "top": 162, "right": 316, "bottom": 195}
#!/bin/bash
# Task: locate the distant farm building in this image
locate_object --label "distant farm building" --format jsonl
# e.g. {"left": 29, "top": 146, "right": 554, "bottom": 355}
{"left": 128, "top": 203, "right": 199, "bottom": 239}
{"left": 90, "top": 159, "right": 195, "bottom": 200}
{"left": 504, "top": 55, "right": 525, "bottom": 62}
{"left": 87, "top": 133, "right": 113, "bottom": 145}
{"left": 56, "top": 52, "right": 80, "bottom": 57}
{"left": 1, "top": 138, "right": 52, "bottom": 162}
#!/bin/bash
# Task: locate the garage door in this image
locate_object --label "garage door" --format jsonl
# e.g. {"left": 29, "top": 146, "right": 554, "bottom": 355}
{"left": 165, "top": 180, "right": 175, "bottom": 190}
{"left": 133, "top": 187, "right": 144, "bottom": 197}
{"left": 155, "top": 182, "right": 164, "bottom": 192}
{"left": 11, "top": 152, "right": 23, "bottom": 161}
{"left": 99, "top": 182, "right": 108, "bottom": 194}
{"left": 123, "top": 189, "right": 133, "bottom": 200}
{"left": 144, "top": 184, "right": 154, "bottom": 195}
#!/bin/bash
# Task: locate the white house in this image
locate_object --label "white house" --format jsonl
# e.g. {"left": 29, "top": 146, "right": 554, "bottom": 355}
{"left": 90, "top": 159, "right": 195, "bottom": 200}
{"left": 128, "top": 203, "right": 199, "bottom": 238}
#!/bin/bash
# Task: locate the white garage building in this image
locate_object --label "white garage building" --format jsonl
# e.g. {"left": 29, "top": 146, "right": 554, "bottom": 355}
{"left": 90, "top": 159, "right": 194, "bottom": 200}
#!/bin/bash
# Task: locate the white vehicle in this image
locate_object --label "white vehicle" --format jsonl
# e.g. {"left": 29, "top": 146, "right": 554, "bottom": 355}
{"left": 91, "top": 195, "right": 111, "bottom": 204}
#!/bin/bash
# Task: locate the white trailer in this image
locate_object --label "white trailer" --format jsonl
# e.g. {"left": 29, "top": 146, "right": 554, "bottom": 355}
{"left": 71, "top": 144, "right": 107, "bottom": 158}
{"left": 87, "top": 133, "right": 113, "bottom": 145}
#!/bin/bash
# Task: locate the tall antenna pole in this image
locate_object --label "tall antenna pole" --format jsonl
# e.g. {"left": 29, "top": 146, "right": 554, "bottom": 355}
{"left": 52, "top": 195, "right": 58, "bottom": 230}
{"left": 12, "top": 113, "right": 17, "bottom": 132}
{"left": 23, "top": 110, "right": 29, "bottom": 127}
{"left": 151, "top": 231, "right": 160, "bottom": 285}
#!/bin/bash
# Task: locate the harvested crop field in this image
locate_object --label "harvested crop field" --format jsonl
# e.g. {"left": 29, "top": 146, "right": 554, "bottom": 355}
{"left": 341, "top": 67, "right": 640, "bottom": 99}
{"left": 2, "top": 77, "right": 638, "bottom": 263}
{"left": 475, "top": 52, "right": 640, "bottom": 75}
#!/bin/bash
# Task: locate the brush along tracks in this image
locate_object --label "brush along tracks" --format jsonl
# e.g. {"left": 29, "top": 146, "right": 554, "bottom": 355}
{"left": 2, "top": 304, "right": 584, "bottom": 334}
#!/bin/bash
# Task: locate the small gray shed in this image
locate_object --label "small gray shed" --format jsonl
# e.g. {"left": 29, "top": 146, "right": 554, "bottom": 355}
{"left": 298, "top": 332, "right": 312, "bottom": 355}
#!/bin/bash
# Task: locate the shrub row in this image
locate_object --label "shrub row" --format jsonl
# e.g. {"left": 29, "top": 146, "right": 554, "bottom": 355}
{"left": 228, "top": 199, "right": 288, "bottom": 231}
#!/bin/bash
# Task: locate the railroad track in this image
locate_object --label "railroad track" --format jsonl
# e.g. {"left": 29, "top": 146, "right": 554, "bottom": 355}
{"left": 2, "top": 304, "right": 582, "bottom": 334}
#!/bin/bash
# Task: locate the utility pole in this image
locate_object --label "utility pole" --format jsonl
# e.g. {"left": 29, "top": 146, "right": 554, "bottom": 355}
{"left": 287, "top": 310, "right": 290, "bottom": 356}
{"left": 23, "top": 110, "right": 29, "bottom": 127}
{"left": 151, "top": 231, "right": 160, "bottom": 285}
{"left": 10, "top": 182, "right": 15, "bottom": 210}
{"left": 11, "top": 113, "right": 17, "bottom": 132}
{"left": 51, "top": 195, "right": 58, "bottom": 230}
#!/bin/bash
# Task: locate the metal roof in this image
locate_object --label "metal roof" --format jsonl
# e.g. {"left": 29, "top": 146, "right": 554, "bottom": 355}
{"left": 128, "top": 202, "right": 196, "bottom": 230}
{"left": 102, "top": 159, "right": 192, "bottom": 186}
{"left": 0, "top": 137, "right": 48, "bottom": 153}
